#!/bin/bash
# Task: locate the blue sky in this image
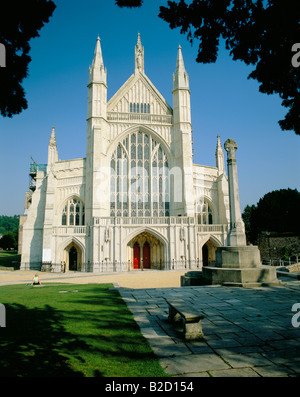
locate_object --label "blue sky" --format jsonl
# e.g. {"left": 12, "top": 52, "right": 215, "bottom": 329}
{"left": 0, "top": 0, "right": 299, "bottom": 216}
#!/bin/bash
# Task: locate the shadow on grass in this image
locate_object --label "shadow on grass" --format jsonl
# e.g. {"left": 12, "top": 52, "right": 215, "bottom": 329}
{"left": 0, "top": 285, "right": 166, "bottom": 377}
{"left": 0, "top": 303, "right": 89, "bottom": 377}
{"left": 0, "top": 252, "right": 21, "bottom": 270}
{"left": 58, "top": 287, "right": 165, "bottom": 376}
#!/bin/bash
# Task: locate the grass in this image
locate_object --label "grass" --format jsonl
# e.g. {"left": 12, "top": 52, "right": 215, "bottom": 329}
{"left": 0, "top": 251, "right": 20, "bottom": 269}
{"left": 0, "top": 283, "right": 168, "bottom": 377}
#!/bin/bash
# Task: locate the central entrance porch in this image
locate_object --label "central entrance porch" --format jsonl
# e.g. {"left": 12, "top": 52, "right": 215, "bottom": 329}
{"left": 63, "top": 241, "right": 82, "bottom": 272}
{"left": 128, "top": 231, "right": 164, "bottom": 270}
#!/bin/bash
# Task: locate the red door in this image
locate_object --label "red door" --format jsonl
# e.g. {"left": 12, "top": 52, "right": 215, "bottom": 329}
{"left": 133, "top": 243, "right": 140, "bottom": 269}
{"left": 143, "top": 242, "right": 150, "bottom": 269}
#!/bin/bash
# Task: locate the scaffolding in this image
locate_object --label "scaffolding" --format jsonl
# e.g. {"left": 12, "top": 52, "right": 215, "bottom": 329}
{"left": 29, "top": 162, "right": 47, "bottom": 191}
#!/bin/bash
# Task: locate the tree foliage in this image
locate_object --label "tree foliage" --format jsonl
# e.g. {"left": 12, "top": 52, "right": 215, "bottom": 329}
{"left": 0, "top": 0, "right": 56, "bottom": 117}
{"left": 242, "top": 189, "right": 300, "bottom": 244}
{"left": 115, "top": 0, "right": 142, "bottom": 7}
{"left": 116, "top": 0, "right": 300, "bottom": 135}
{"left": 0, "top": 232, "right": 18, "bottom": 250}
{"left": 0, "top": 215, "right": 20, "bottom": 235}
{"left": 241, "top": 204, "right": 256, "bottom": 243}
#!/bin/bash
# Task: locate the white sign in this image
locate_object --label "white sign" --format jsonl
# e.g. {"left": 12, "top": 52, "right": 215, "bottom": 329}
{"left": 42, "top": 249, "right": 51, "bottom": 262}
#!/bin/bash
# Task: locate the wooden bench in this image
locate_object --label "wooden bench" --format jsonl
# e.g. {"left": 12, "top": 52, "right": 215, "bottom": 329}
{"left": 166, "top": 300, "right": 205, "bottom": 341}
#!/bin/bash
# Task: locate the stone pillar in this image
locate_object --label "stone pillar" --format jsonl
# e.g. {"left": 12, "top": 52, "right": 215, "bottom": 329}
{"left": 224, "top": 139, "right": 246, "bottom": 246}
{"left": 196, "top": 138, "right": 280, "bottom": 287}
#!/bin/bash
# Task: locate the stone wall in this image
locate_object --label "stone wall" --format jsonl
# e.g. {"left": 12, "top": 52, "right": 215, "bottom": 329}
{"left": 258, "top": 232, "right": 300, "bottom": 262}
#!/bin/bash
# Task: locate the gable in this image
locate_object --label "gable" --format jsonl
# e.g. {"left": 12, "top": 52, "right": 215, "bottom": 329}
{"left": 107, "top": 72, "right": 173, "bottom": 116}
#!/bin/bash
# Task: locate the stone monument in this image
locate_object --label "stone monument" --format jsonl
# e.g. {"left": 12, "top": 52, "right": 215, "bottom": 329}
{"left": 201, "top": 139, "right": 280, "bottom": 287}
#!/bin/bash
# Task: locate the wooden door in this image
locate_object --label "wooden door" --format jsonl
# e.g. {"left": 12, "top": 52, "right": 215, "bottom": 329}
{"left": 143, "top": 242, "right": 150, "bottom": 269}
{"left": 133, "top": 243, "right": 140, "bottom": 269}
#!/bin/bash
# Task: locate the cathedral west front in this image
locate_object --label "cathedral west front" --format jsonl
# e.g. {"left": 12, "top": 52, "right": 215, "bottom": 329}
{"left": 19, "top": 34, "right": 235, "bottom": 273}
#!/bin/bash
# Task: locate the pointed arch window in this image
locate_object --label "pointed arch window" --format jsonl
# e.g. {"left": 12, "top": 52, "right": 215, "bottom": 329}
{"left": 195, "top": 200, "right": 214, "bottom": 224}
{"left": 61, "top": 198, "right": 85, "bottom": 226}
{"left": 110, "top": 131, "right": 169, "bottom": 217}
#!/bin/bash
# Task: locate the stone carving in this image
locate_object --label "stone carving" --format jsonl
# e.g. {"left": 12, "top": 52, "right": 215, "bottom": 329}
{"left": 224, "top": 138, "right": 237, "bottom": 161}
{"left": 135, "top": 33, "right": 144, "bottom": 73}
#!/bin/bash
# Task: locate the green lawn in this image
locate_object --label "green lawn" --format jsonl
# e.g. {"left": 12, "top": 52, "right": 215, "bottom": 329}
{"left": 0, "top": 283, "right": 168, "bottom": 377}
{"left": 0, "top": 251, "right": 20, "bottom": 269}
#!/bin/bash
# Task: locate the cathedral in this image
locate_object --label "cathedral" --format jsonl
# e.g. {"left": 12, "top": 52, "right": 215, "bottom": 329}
{"left": 19, "top": 34, "right": 235, "bottom": 273}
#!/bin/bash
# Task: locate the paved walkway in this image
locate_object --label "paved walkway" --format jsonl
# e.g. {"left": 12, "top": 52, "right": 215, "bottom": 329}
{"left": 0, "top": 269, "right": 186, "bottom": 288}
{"left": 1, "top": 269, "right": 300, "bottom": 377}
{"left": 118, "top": 278, "right": 300, "bottom": 377}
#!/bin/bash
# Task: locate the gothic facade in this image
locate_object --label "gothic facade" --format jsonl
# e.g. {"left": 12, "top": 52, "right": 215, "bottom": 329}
{"left": 19, "top": 35, "right": 232, "bottom": 272}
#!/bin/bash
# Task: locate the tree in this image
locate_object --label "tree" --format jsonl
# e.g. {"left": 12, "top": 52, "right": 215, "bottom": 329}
{"left": 242, "top": 204, "right": 256, "bottom": 243}
{"left": 242, "top": 189, "right": 300, "bottom": 244}
{"left": 115, "top": 0, "right": 142, "bottom": 6}
{"left": 115, "top": 0, "right": 300, "bottom": 135}
{"left": 0, "top": 0, "right": 56, "bottom": 117}
{"left": 0, "top": 232, "right": 17, "bottom": 250}
{"left": 0, "top": 215, "right": 20, "bottom": 233}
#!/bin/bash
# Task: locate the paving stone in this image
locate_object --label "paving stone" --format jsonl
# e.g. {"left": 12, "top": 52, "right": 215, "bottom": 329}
{"left": 209, "top": 367, "right": 260, "bottom": 377}
{"left": 267, "top": 339, "right": 300, "bottom": 349}
{"left": 139, "top": 326, "right": 169, "bottom": 339}
{"left": 173, "top": 371, "right": 210, "bottom": 377}
{"left": 121, "top": 280, "right": 300, "bottom": 377}
{"left": 206, "top": 337, "right": 242, "bottom": 349}
{"left": 215, "top": 345, "right": 264, "bottom": 355}
{"left": 261, "top": 348, "right": 300, "bottom": 364}
{"left": 256, "top": 331, "right": 286, "bottom": 341}
{"left": 149, "top": 342, "right": 192, "bottom": 357}
{"left": 224, "top": 299, "right": 243, "bottom": 305}
{"left": 220, "top": 352, "right": 274, "bottom": 368}
{"left": 185, "top": 341, "right": 215, "bottom": 354}
{"left": 236, "top": 336, "right": 266, "bottom": 346}
{"left": 283, "top": 361, "right": 300, "bottom": 375}
{"left": 160, "top": 353, "right": 230, "bottom": 375}
{"left": 253, "top": 364, "right": 296, "bottom": 377}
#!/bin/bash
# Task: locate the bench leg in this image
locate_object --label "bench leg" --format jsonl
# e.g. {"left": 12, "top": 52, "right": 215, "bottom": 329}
{"left": 168, "top": 306, "right": 181, "bottom": 323}
{"left": 184, "top": 319, "right": 204, "bottom": 341}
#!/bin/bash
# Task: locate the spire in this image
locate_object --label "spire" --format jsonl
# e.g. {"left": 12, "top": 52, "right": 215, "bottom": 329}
{"left": 48, "top": 126, "right": 58, "bottom": 165}
{"left": 89, "top": 36, "right": 107, "bottom": 84}
{"left": 175, "top": 45, "right": 185, "bottom": 73}
{"left": 135, "top": 33, "right": 144, "bottom": 73}
{"left": 49, "top": 126, "right": 56, "bottom": 147}
{"left": 216, "top": 135, "right": 225, "bottom": 176}
{"left": 173, "top": 45, "right": 189, "bottom": 91}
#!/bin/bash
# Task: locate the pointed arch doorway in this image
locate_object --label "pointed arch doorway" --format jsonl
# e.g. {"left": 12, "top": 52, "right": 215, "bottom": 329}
{"left": 69, "top": 246, "right": 78, "bottom": 271}
{"left": 63, "top": 241, "right": 82, "bottom": 271}
{"left": 202, "top": 239, "right": 217, "bottom": 267}
{"left": 129, "top": 232, "right": 164, "bottom": 270}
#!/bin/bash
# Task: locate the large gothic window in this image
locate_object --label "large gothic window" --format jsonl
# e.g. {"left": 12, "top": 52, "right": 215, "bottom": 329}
{"left": 62, "top": 198, "right": 85, "bottom": 226}
{"left": 110, "top": 131, "right": 169, "bottom": 217}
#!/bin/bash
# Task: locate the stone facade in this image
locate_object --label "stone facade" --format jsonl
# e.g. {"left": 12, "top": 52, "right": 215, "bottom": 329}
{"left": 20, "top": 35, "right": 232, "bottom": 272}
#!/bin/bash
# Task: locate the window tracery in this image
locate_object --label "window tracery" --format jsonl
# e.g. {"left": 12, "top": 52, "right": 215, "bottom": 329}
{"left": 110, "top": 131, "right": 169, "bottom": 217}
{"left": 195, "top": 200, "right": 213, "bottom": 224}
{"left": 62, "top": 198, "right": 85, "bottom": 226}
